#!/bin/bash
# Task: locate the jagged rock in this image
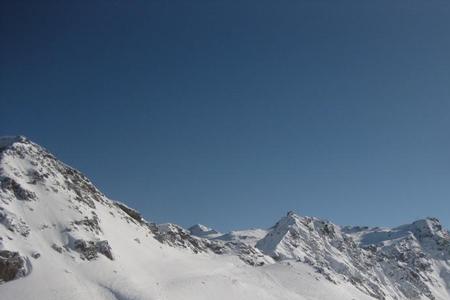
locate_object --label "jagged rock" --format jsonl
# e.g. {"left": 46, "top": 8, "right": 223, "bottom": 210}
{"left": 155, "top": 223, "right": 210, "bottom": 254}
{"left": 0, "top": 250, "right": 27, "bottom": 282}
{"left": 155, "top": 223, "right": 272, "bottom": 265}
{"left": 67, "top": 182, "right": 96, "bottom": 209}
{"left": 74, "top": 239, "right": 113, "bottom": 260}
{"left": 156, "top": 223, "right": 224, "bottom": 254}
{"left": 51, "top": 243, "right": 63, "bottom": 253}
{"left": 255, "top": 213, "right": 389, "bottom": 299}
{"left": 72, "top": 216, "right": 102, "bottom": 234}
{"left": 96, "top": 240, "right": 113, "bottom": 260}
{"left": 0, "top": 208, "right": 30, "bottom": 237}
{"left": 0, "top": 136, "right": 105, "bottom": 210}
{"left": 27, "top": 169, "right": 47, "bottom": 185}
{"left": 255, "top": 212, "right": 450, "bottom": 300}
{"left": 0, "top": 177, "right": 36, "bottom": 201}
{"left": 60, "top": 167, "right": 107, "bottom": 209}
{"left": 115, "top": 202, "right": 143, "bottom": 223}
{"left": 225, "top": 241, "right": 270, "bottom": 266}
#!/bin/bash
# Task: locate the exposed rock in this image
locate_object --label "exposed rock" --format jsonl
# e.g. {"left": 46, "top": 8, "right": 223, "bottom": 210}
{"left": 27, "top": 169, "right": 47, "bottom": 185}
{"left": 74, "top": 239, "right": 113, "bottom": 260}
{"left": 155, "top": 223, "right": 272, "bottom": 265}
{"left": 115, "top": 202, "right": 143, "bottom": 223}
{"left": 256, "top": 213, "right": 450, "bottom": 300}
{"left": 155, "top": 223, "right": 209, "bottom": 254}
{"left": 51, "top": 243, "right": 63, "bottom": 253}
{"left": 96, "top": 240, "right": 113, "bottom": 260}
{"left": 0, "top": 208, "right": 30, "bottom": 237}
{"left": 72, "top": 216, "right": 102, "bottom": 234}
{"left": 225, "top": 241, "right": 271, "bottom": 266}
{"left": 58, "top": 165, "right": 108, "bottom": 209}
{"left": 0, "top": 177, "right": 36, "bottom": 201}
{"left": 0, "top": 136, "right": 105, "bottom": 209}
{"left": 0, "top": 250, "right": 27, "bottom": 283}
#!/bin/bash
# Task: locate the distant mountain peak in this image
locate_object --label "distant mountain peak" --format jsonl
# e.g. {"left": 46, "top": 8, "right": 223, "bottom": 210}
{"left": 189, "top": 224, "right": 213, "bottom": 232}
{"left": 410, "top": 217, "right": 445, "bottom": 236}
{"left": 188, "top": 224, "right": 221, "bottom": 239}
{"left": 286, "top": 210, "right": 296, "bottom": 217}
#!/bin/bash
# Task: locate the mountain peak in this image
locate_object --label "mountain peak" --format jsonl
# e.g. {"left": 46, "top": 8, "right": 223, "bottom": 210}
{"left": 405, "top": 217, "right": 447, "bottom": 240}
{"left": 189, "top": 223, "right": 212, "bottom": 233}
{"left": 0, "top": 136, "right": 51, "bottom": 163}
{"left": 0, "top": 135, "right": 29, "bottom": 149}
{"left": 412, "top": 217, "right": 442, "bottom": 230}
{"left": 286, "top": 210, "right": 297, "bottom": 217}
{"left": 188, "top": 224, "right": 221, "bottom": 238}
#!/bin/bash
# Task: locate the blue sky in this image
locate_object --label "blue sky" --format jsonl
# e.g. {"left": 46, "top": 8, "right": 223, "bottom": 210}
{"left": 1, "top": 0, "right": 450, "bottom": 231}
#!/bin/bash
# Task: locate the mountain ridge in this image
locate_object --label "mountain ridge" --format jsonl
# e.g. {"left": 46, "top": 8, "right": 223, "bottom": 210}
{"left": 0, "top": 136, "right": 449, "bottom": 300}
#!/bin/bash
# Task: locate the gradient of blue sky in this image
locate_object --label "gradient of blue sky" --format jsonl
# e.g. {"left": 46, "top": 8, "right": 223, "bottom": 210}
{"left": 1, "top": 0, "right": 450, "bottom": 231}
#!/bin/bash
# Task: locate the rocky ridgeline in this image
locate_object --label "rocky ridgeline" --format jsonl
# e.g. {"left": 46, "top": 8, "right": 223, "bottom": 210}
{"left": 152, "top": 223, "right": 271, "bottom": 266}
{"left": 112, "top": 200, "right": 271, "bottom": 266}
{"left": 188, "top": 224, "right": 222, "bottom": 239}
{"left": 0, "top": 136, "right": 449, "bottom": 300}
{"left": 0, "top": 136, "right": 108, "bottom": 208}
{"left": 255, "top": 212, "right": 387, "bottom": 298}
{"left": 254, "top": 212, "right": 450, "bottom": 300}
{"left": 0, "top": 137, "right": 272, "bottom": 283}
{"left": 0, "top": 137, "right": 117, "bottom": 282}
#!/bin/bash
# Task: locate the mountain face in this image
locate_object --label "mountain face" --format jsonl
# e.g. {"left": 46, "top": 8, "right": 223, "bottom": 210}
{"left": 0, "top": 136, "right": 449, "bottom": 300}
{"left": 188, "top": 224, "right": 222, "bottom": 239}
{"left": 255, "top": 212, "right": 450, "bottom": 299}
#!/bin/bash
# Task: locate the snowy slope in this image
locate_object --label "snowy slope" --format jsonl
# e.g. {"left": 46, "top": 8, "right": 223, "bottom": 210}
{"left": 0, "top": 136, "right": 449, "bottom": 300}
{"left": 214, "top": 228, "right": 268, "bottom": 247}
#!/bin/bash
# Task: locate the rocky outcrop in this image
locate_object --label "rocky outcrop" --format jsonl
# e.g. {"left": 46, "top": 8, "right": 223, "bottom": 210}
{"left": 74, "top": 239, "right": 113, "bottom": 260}
{"left": 72, "top": 215, "right": 102, "bottom": 234}
{"left": 0, "top": 250, "right": 28, "bottom": 283}
{"left": 0, "top": 208, "right": 30, "bottom": 237}
{"left": 225, "top": 241, "right": 271, "bottom": 266}
{"left": 0, "top": 177, "right": 36, "bottom": 201}
{"left": 155, "top": 223, "right": 272, "bottom": 266}
{"left": 115, "top": 202, "right": 143, "bottom": 223}
{"left": 155, "top": 223, "right": 215, "bottom": 254}
{"left": 0, "top": 136, "right": 106, "bottom": 209}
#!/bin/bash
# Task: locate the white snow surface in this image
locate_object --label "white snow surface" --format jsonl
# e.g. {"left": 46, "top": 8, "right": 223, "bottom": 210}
{"left": 214, "top": 228, "right": 269, "bottom": 247}
{"left": 0, "top": 136, "right": 449, "bottom": 300}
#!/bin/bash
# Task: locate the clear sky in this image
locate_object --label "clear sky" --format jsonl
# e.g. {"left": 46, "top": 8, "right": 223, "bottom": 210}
{"left": 1, "top": 0, "right": 450, "bottom": 231}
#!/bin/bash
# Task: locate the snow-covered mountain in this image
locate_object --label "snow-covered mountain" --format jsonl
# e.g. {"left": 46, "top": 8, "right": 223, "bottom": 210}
{"left": 255, "top": 212, "right": 450, "bottom": 299}
{"left": 188, "top": 224, "right": 222, "bottom": 239}
{"left": 0, "top": 136, "right": 449, "bottom": 300}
